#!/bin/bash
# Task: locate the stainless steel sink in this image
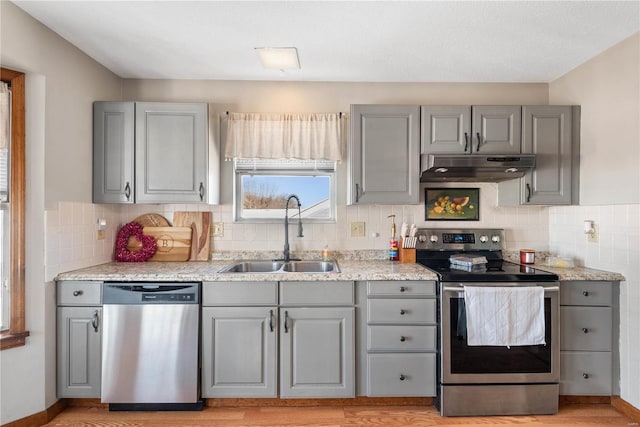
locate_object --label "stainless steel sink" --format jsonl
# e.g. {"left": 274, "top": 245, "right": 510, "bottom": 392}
{"left": 281, "top": 261, "right": 339, "bottom": 273}
{"left": 218, "top": 260, "right": 340, "bottom": 273}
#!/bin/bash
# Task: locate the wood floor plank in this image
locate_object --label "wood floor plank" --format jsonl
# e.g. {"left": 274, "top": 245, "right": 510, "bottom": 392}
{"left": 42, "top": 403, "right": 636, "bottom": 427}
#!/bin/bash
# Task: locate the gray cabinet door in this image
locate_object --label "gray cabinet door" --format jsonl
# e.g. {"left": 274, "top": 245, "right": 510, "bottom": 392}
{"left": 57, "top": 307, "right": 102, "bottom": 398}
{"left": 93, "top": 102, "right": 134, "bottom": 203}
{"left": 471, "top": 106, "right": 522, "bottom": 154}
{"left": 349, "top": 105, "right": 420, "bottom": 204}
{"left": 135, "top": 102, "right": 208, "bottom": 203}
{"left": 201, "top": 307, "right": 277, "bottom": 398}
{"left": 421, "top": 106, "right": 471, "bottom": 154}
{"left": 280, "top": 307, "right": 355, "bottom": 398}
{"left": 521, "top": 106, "right": 574, "bottom": 205}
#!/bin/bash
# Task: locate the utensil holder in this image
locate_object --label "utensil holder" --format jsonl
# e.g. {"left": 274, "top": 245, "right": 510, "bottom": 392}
{"left": 399, "top": 237, "right": 416, "bottom": 263}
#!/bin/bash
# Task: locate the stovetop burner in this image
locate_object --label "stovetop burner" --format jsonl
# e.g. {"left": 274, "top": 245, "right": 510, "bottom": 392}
{"left": 415, "top": 228, "right": 558, "bottom": 282}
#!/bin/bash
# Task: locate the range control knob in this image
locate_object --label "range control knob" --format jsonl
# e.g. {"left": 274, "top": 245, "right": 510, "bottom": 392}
{"left": 491, "top": 235, "right": 501, "bottom": 243}
{"left": 479, "top": 235, "right": 489, "bottom": 243}
{"left": 418, "top": 234, "right": 427, "bottom": 243}
{"left": 429, "top": 234, "right": 439, "bottom": 243}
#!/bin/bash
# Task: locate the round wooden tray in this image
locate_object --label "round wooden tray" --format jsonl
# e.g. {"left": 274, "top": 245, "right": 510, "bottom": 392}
{"left": 133, "top": 213, "right": 171, "bottom": 227}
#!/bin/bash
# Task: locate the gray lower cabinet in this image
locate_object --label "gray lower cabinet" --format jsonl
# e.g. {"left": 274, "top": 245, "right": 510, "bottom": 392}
{"left": 201, "top": 281, "right": 355, "bottom": 399}
{"left": 57, "top": 281, "right": 103, "bottom": 398}
{"left": 280, "top": 307, "right": 355, "bottom": 398}
{"left": 93, "top": 101, "right": 212, "bottom": 204}
{"left": 421, "top": 105, "right": 521, "bottom": 155}
{"left": 348, "top": 105, "right": 420, "bottom": 205}
{"left": 363, "top": 281, "right": 437, "bottom": 397}
{"left": 201, "top": 306, "right": 277, "bottom": 397}
{"left": 499, "top": 105, "right": 579, "bottom": 205}
{"left": 560, "top": 281, "right": 618, "bottom": 396}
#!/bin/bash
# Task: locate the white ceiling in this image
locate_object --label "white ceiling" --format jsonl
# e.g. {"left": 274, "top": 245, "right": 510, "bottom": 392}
{"left": 13, "top": 0, "right": 640, "bottom": 83}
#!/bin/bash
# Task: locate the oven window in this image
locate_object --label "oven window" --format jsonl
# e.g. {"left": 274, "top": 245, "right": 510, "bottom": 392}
{"left": 449, "top": 298, "right": 552, "bottom": 374}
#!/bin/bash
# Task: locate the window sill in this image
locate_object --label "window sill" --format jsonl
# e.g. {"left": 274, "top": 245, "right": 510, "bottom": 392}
{"left": 0, "top": 330, "right": 30, "bottom": 350}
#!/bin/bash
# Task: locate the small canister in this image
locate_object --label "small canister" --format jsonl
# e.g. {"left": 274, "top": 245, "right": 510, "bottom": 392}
{"left": 520, "top": 249, "right": 536, "bottom": 264}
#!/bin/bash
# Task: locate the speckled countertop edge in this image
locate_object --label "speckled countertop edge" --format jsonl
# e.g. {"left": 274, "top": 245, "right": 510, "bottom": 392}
{"left": 55, "top": 250, "right": 625, "bottom": 283}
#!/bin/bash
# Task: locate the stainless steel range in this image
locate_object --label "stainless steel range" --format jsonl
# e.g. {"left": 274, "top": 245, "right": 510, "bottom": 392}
{"left": 415, "top": 228, "right": 560, "bottom": 417}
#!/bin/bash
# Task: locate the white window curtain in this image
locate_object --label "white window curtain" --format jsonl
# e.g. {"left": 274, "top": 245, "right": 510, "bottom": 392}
{"left": 224, "top": 112, "right": 344, "bottom": 161}
{"left": 0, "top": 82, "right": 10, "bottom": 201}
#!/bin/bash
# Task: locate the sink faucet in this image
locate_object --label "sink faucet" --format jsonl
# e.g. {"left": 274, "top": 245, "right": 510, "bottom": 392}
{"left": 283, "top": 194, "right": 303, "bottom": 262}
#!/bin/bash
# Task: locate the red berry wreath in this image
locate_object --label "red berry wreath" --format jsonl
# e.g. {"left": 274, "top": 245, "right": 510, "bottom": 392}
{"left": 115, "top": 221, "right": 157, "bottom": 262}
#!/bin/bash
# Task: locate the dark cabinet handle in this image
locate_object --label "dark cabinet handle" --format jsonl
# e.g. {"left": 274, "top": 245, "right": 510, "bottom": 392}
{"left": 124, "top": 182, "right": 131, "bottom": 201}
{"left": 199, "top": 182, "right": 205, "bottom": 201}
{"left": 583, "top": 291, "right": 590, "bottom": 297}
{"left": 92, "top": 310, "right": 100, "bottom": 333}
{"left": 582, "top": 373, "right": 589, "bottom": 379}
{"left": 476, "top": 132, "right": 481, "bottom": 152}
{"left": 464, "top": 132, "right": 469, "bottom": 152}
{"left": 400, "top": 336, "right": 406, "bottom": 342}
{"left": 355, "top": 183, "right": 360, "bottom": 203}
{"left": 582, "top": 328, "right": 589, "bottom": 334}
{"left": 400, "top": 309, "right": 406, "bottom": 315}
{"left": 399, "top": 374, "right": 406, "bottom": 381}
{"left": 284, "top": 310, "right": 289, "bottom": 333}
{"left": 400, "top": 286, "right": 406, "bottom": 293}
{"left": 269, "top": 310, "right": 274, "bottom": 332}
{"left": 72, "top": 290, "right": 83, "bottom": 297}
{"left": 526, "top": 183, "right": 532, "bottom": 203}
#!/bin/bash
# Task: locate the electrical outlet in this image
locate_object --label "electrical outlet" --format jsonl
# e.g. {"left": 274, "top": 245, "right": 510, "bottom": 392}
{"left": 350, "top": 221, "right": 365, "bottom": 237}
{"left": 213, "top": 222, "right": 224, "bottom": 237}
{"left": 587, "top": 224, "right": 599, "bottom": 243}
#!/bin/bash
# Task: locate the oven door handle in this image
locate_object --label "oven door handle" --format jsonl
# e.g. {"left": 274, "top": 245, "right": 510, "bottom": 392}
{"left": 443, "top": 286, "right": 560, "bottom": 294}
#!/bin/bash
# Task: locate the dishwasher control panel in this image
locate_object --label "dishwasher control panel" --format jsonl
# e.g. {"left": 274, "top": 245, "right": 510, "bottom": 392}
{"left": 142, "top": 293, "right": 196, "bottom": 302}
{"left": 103, "top": 282, "right": 200, "bottom": 304}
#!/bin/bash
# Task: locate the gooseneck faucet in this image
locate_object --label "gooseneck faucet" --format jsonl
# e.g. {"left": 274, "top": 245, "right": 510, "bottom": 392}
{"left": 283, "top": 194, "right": 303, "bottom": 262}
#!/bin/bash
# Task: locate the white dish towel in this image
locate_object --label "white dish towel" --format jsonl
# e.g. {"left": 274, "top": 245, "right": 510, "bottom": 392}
{"left": 464, "top": 286, "right": 546, "bottom": 347}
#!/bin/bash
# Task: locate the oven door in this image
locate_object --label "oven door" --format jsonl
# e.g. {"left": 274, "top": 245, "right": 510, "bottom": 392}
{"left": 440, "top": 282, "right": 559, "bottom": 384}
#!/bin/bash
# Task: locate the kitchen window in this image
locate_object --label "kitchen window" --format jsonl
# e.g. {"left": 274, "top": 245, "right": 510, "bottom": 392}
{"left": 0, "top": 68, "right": 28, "bottom": 350}
{"left": 233, "top": 159, "right": 336, "bottom": 222}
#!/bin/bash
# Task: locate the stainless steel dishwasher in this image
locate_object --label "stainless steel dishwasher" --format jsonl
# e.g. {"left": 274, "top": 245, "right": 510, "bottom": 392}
{"left": 101, "top": 282, "right": 202, "bottom": 410}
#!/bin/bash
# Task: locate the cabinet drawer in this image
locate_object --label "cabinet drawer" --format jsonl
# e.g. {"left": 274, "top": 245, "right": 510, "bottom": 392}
{"left": 560, "top": 352, "right": 612, "bottom": 395}
{"left": 368, "top": 325, "right": 437, "bottom": 351}
{"left": 57, "top": 281, "right": 102, "bottom": 306}
{"left": 203, "top": 281, "right": 278, "bottom": 306}
{"left": 367, "top": 353, "right": 436, "bottom": 396}
{"left": 367, "top": 299, "right": 436, "bottom": 324}
{"left": 280, "top": 281, "right": 354, "bottom": 305}
{"left": 561, "top": 306, "right": 612, "bottom": 351}
{"left": 561, "top": 281, "right": 612, "bottom": 306}
{"left": 367, "top": 281, "right": 436, "bottom": 297}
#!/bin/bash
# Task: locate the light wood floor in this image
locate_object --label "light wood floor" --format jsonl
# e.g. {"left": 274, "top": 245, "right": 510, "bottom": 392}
{"left": 43, "top": 403, "right": 636, "bottom": 427}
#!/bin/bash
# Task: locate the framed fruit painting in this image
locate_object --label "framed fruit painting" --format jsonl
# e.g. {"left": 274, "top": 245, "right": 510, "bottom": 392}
{"left": 425, "top": 188, "right": 479, "bottom": 221}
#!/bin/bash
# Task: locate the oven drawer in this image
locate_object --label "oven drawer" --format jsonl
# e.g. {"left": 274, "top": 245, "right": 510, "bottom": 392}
{"left": 560, "top": 281, "right": 612, "bottom": 306}
{"left": 367, "top": 353, "right": 436, "bottom": 396}
{"left": 367, "top": 299, "right": 436, "bottom": 324}
{"left": 561, "top": 306, "right": 612, "bottom": 351}
{"left": 560, "top": 352, "right": 612, "bottom": 395}
{"left": 368, "top": 325, "right": 437, "bottom": 351}
{"left": 367, "top": 281, "right": 436, "bottom": 297}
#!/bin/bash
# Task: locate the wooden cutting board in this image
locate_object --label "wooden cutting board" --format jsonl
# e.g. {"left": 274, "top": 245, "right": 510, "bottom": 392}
{"left": 173, "top": 211, "right": 211, "bottom": 261}
{"left": 127, "top": 227, "right": 192, "bottom": 262}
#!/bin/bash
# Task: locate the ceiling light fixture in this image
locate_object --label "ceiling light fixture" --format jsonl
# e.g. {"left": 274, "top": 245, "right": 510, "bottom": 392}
{"left": 255, "top": 47, "right": 300, "bottom": 70}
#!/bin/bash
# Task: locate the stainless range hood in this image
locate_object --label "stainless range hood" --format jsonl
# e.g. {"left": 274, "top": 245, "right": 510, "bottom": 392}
{"left": 420, "top": 154, "right": 536, "bottom": 182}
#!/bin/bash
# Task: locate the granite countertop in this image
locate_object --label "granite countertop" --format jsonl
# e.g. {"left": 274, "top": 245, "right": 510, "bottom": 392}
{"left": 55, "top": 256, "right": 625, "bottom": 283}
{"left": 55, "top": 259, "right": 439, "bottom": 282}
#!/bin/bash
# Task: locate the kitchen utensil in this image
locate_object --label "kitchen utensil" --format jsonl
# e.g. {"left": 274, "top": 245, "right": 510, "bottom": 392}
{"left": 127, "top": 227, "right": 192, "bottom": 261}
{"left": 173, "top": 212, "right": 212, "bottom": 261}
{"left": 133, "top": 213, "right": 171, "bottom": 227}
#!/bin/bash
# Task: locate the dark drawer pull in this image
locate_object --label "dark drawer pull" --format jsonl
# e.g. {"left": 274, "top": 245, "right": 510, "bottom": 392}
{"left": 72, "top": 290, "right": 84, "bottom": 297}
{"left": 400, "top": 286, "right": 406, "bottom": 293}
{"left": 582, "top": 328, "right": 589, "bottom": 334}
{"left": 400, "top": 309, "right": 406, "bottom": 315}
{"left": 582, "top": 373, "right": 589, "bottom": 379}
{"left": 400, "top": 336, "right": 406, "bottom": 342}
{"left": 582, "top": 291, "right": 590, "bottom": 297}
{"left": 399, "top": 374, "right": 406, "bottom": 381}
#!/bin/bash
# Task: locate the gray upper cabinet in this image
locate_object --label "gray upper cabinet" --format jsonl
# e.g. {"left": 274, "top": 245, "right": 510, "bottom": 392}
{"left": 93, "top": 102, "right": 135, "bottom": 203}
{"left": 349, "top": 105, "right": 420, "bottom": 204}
{"left": 421, "top": 105, "right": 521, "bottom": 155}
{"left": 499, "top": 106, "right": 578, "bottom": 205}
{"left": 93, "top": 101, "right": 211, "bottom": 204}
